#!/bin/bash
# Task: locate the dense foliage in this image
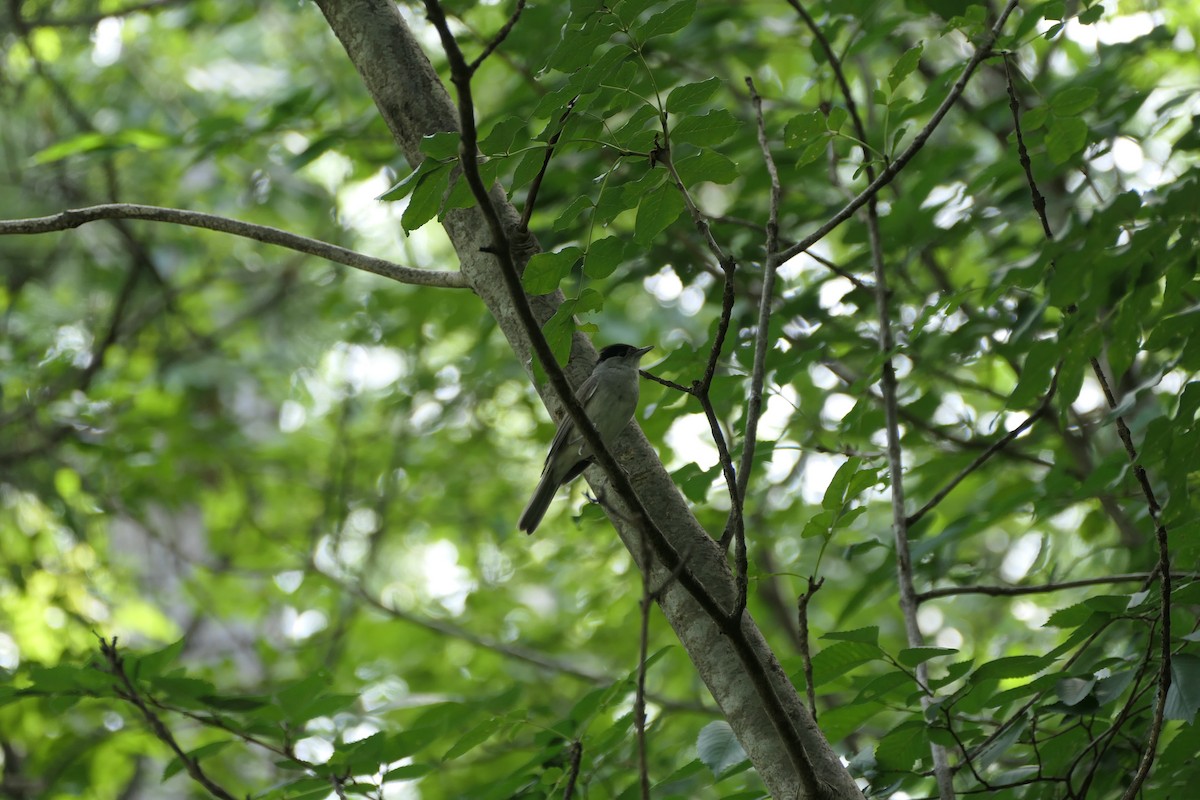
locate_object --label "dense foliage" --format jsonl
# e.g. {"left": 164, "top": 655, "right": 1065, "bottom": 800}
{"left": 2, "top": 0, "right": 1198, "bottom": 798}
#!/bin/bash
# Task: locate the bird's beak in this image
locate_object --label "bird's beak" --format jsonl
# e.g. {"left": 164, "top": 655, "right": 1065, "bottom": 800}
{"left": 635, "top": 345, "right": 654, "bottom": 358}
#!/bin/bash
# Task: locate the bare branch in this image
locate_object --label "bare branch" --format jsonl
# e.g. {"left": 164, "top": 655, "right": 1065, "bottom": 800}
{"left": 0, "top": 204, "right": 471, "bottom": 289}
{"left": 918, "top": 572, "right": 1191, "bottom": 602}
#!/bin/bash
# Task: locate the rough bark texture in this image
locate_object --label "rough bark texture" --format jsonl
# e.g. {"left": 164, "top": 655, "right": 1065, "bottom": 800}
{"left": 312, "top": 1, "right": 862, "bottom": 797}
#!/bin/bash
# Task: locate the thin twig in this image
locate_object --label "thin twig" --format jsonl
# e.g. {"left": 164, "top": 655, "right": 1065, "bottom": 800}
{"left": 918, "top": 572, "right": 1189, "bottom": 602}
{"left": 99, "top": 638, "right": 238, "bottom": 800}
{"left": 467, "top": 0, "right": 527, "bottom": 74}
{"left": 1003, "top": 55, "right": 1052, "bottom": 239}
{"left": 520, "top": 96, "right": 577, "bottom": 230}
{"left": 727, "top": 75, "right": 785, "bottom": 619}
{"left": 906, "top": 371, "right": 1059, "bottom": 527}
{"left": 1093, "top": 359, "right": 1172, "bottom": 800}
{"left": 562, "top": 740, "right": 583, "bottom": 800}
{"left": 0, "top": 204, "right": 470, "bottom": 288}
{"left": 786, "top": 3, "right": 960, "bottom": 795}
{"left": 1005, "top": 57, "right": 1172, "bottom": 798}
{"left": 775, "top": 0, "right": 1020, "bottom": 266}
{"left": 797, "top": 576, "right": 825, "bottom": 720}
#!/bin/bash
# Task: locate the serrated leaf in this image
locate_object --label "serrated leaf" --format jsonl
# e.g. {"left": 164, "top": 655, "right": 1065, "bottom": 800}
{"left": 972, "top": 655, "right": 1051, "bottom": 682}
{"left": 1046, "top": 116, "right": 1088, "bottom": 164}
{"left": 810, "top": 641, "right": 881, "bottom": 687}
{"left": 820, "top": 626, "right": 880, "bottom": 645}
{"left": 522, "top": 247, "right": 583, "bottom": 295}
{"left": 899, "top": 647, "right": 959, "bottom": 667}
{"left": 888, "top": 43, "right": 924, "bottom": 90}
{"left": 976, "top": 718, "right": 1026, "bottom": 770}
{"left": 383, "top": 763, "right": 433, "bottom": 781}
{"left": 874, "top": 720, "right": 927, "bottom": 772}
{"left": 1079, "top": 3, "right": 1104, "bottom": 23}
{"left": 670, "top": 109, "right": 742, "bottom": 147}
{"left": 666, "top": 77, "right": 721, "bottom": 113}
{"left": 634, "top": 182, "right": 684, "bottom": 244}
{"left": 852, "top": 670, "right": 914, "bottom": 704}
{"left": 1056, "top": 676, "right": 1095, "bottom": 706}
{"left": 696, "top": 721, "right": 746, "bottom": 776}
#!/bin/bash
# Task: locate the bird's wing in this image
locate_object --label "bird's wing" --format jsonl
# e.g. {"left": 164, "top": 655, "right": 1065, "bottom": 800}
{"left": 543, "top": 373, "right": 600, "bottom": 466}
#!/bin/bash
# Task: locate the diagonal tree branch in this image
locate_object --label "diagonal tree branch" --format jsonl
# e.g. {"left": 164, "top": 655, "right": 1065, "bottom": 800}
{"left": 0, "top": 204, "right": 470, "bottom": 288}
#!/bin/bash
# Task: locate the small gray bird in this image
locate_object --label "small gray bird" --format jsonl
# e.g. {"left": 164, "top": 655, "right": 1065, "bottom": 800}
{"left": 518, "top": 343, "right": 653, "bottom": 534}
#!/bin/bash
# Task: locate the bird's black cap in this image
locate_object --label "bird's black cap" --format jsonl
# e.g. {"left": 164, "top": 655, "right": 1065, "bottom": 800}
{"left": 598, "top": 343, "right": 653, "bottom": 361}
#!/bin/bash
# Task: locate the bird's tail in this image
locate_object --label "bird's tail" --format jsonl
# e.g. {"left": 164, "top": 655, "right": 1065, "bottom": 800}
{"left": 518, "top": 470, "right": 559, "bottom": 534}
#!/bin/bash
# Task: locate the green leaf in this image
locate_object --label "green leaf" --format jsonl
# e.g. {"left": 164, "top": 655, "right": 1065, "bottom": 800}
{"left": 696, "top": 721, "right": 746, "bottom": 776}
{"left": 1078, "top": 4, "right": 1104, "bottom": 24}
{"left": 1008, "top": 338, "right": 1058, "bottom": 408}
{"left": 670, "top": 109, "right": 742, "bottom": 147}
{"left": 444, "top": 718, "right": 503, "bottom": 760}
{"left": 634, "top": 182, "right": 685, "bottom": 244}
{"left": 30, "top": 128, "right": 175, "bottom": 165}
{"left": 554, "top": 195, "right": 596, "bottom": 232}
{"left": 575, "top": 287, "right": 604, "bottom": 314}
{"left": 638, "top": 0, "right": 696, "bottom": 40}
{"left": 972, "top": 655, "right": 1052, "bottom": 682}
{"left": 810, "top": 641, "right": 881, "bottom": 687}
{"left": 976, "top": 718, "right": 1026, "bottom": 770}
{"left": 420, "top": 131, "right": 460, "bottom": 161}
{"left": 401, "top": 162, "right": 451, "bottom": 232}
{"left": 479, "top": 116, "right": 527, "bottom": 155}
{"left": 383, "top": 763, "right": 433, "bottom": 781}
{"left": 673, "top": 150, "right": 739, "bottom": 186}
{"left": 1165, "top": 653, "right": 1200, "bottom": 724}
{"left": 522, "top": 247, "right": 583, "bottom": 295}
{"left": 1046, "top": 116, "right": 1088, "bottom": 164}
{"left": 820, "top": 626, "right": 880, "bottom": 645}
{"left": 1056, "top": 676, "right": 1095, "bottom": 706}
{"left": 132, "top": 638, "right": 185, "bottom": 681}
{"left": 875, "top": 720, "right": 927, "bottom": 772}
{"left": 1021, "top": 105, "right": 1049, "bottom": 132}
{"left": 1050, "top": 86, "right": 1099, "bottom": 116}
{"left": 822, "top": 457, "right": 862, "bottom": 510}
{"left": 785, "top": 111, "right": 824, "bottom": 148}
{"left": 584, "top": 236, "right": 625, "bottom": 279}
{"left": 888, "top": 43, "right": 924, "bottom": 91}
{"left": 666, "top": 77, "right": 721, "bottom": 113}
{"left": 825, "top": 106, "right": 848, "bottom": 132}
